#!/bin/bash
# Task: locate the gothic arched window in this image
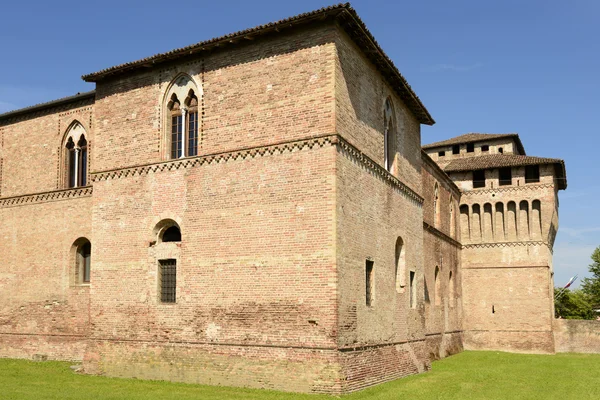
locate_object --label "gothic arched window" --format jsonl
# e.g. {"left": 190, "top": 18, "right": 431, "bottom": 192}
{"left": 63, "top": 122, "right": 89, "bottom": 188}
{"left": 383, "top": 98, "right": 395, "bottom": 172}
{"left": 164, "top": 74, "right": 201, "bottom": 160}
{"left": 185, "top": 90, "right": 199, "bottom": 157}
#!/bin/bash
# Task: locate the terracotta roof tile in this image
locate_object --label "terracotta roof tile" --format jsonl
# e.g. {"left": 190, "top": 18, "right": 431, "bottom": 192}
{"left": 423, "top": 133, "right": 519, "bottom": 148}
{"left": 0, "top": 91, "right": 96, "bottom": 121}
{"left": 444, "top": 154, "right": 567, "bottom": 189}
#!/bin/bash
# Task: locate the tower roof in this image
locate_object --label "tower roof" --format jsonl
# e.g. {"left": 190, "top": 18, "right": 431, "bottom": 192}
{"left": 423, "top": 133, "right": 525, "bottom": 155}
{"left": 443, "top": 153, "right": 567, "bottom": 190}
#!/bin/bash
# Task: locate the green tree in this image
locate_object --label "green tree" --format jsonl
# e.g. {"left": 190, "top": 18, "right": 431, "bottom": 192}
{"left": 581, "top": 246, "right": 600, "bottom": 309}
{"left": 555, "top": 288, "right": 595, "bottom": 319}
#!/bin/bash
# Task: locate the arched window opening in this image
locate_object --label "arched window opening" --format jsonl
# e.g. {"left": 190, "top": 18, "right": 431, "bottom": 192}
{"left": 433, "top": 183, "right": 440, "bottom": 228}
{"left": 449, "top": 200, "right": 455, "bottom": 238}
{"left": 162, "top": 226, "right": 182, "bottom": 243}
{"left": 66, "top": 138, "right": 76, "bottom": 188}
{"left": 434, "top": 266, "right": 441, "bottom": 306}
{"left": 395, "top": 237, "right": 406, "bottom": 293}
{"left": 78, "top": 135, "right": 88, "bottom": 187}
{"left": 64, "top": 122, "right": 89, "bottom": 189}
{"left": 383, "top": 98, "right": 395, "bottom": 172}
{"left": 185, "top": 90, "right": 199, "bottom": 157}
{"left": 164, "top": 74, "right": 201, "bottom": 160}
{"left": 169, "top": 94, "right": 183, "bottom": 159}
{"left": 449, "top": 271, "right": 455, "bottom": 307}
{"left": 73, "top": 238, "right": 91, "bottom": 284}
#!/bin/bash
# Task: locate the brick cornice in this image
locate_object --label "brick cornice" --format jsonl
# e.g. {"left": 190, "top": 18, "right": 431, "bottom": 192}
{"left": 0, "top": 186, "right": 93, "bottom": 208}
{"left": 422, "top": 221, "right": 462, "bottom": 248}
{"left": 461, "top": 183, "right": 555, "bottom": 196}
{"left": 463, "top": 240, "right": 553, "bottom": 253}
{"left": 336, "top": 136, "right": 424, "bottom": 205}
{"left": 89, "top": 134, "right": 424, "bottom": 205}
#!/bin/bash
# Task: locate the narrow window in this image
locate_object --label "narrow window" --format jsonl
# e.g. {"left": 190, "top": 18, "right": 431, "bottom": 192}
{"left": 499, "top": 167, "right": 512, "bottom": 186}
{"left": 452, "top": 145, "right": 460, "bottom": 155}
{"left": 169, "top": 94, "right": 183, "bottom": 159}
{"left": 66, "top": 138, "right": 76, "bottom": 188}
{"left": 186, "top": 90, "right": 199, "bottom": 157}
{"left": 438, "top": 150, "right": 445, "bottom": 157}
{"left": 159, "top": 259, "right": 177, "bottom": 303}
{"left": 424, "top": 279, "right": 430, "bottom": 303}
{"left": 449, "top": 271, "right": 455, "bottom": 307}
{"left": 467, "top": 143, "right": 475, "bottom": 153}
{"left": 434, "top": 266, "right": 441, "bottom": 306}
{"left": 383, "top": 98, "right": 395, "bottom": 172}
{"left": 395, "top": 237, "right": 405, "bottom": 293}
{"left": 473, "top": 170, "right": 486, "bottom": 188}
{"left": 409, "top": 270, "right": 416, "bottom": 309}
{"left": 525, "top": 165, "right": 540, "bottom": 183}
{"left": 433, "top": 183, "right": 440, "bottom": 228}
{"left": 366, "top": 259, "right": 374, "bottom": 307}
{"left": 481, "top": 145, "right": 489, "bottom": 152}
{"left": 77, "top": 241, "right": 91, "bottom": 284}
{"left": 77, "top": 135, "right": 88, "bottom": 187}
{"left": 498, "top": 147, "right": 504, "bottom": 154}
{"left": 162, "top": 226, "right": 181, "bottom": 243}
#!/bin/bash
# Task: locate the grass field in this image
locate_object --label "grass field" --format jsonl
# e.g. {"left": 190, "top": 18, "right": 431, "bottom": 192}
{"left": 0, "top": 351, "right": 598, "bottom": 399}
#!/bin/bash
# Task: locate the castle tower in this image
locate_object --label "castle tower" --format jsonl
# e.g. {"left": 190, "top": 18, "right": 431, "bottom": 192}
{"left": 424, "top": 133, "right": 567, "bottom": 353}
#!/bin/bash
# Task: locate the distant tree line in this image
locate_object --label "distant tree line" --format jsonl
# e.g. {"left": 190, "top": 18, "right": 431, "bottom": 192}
{"left": 554, "top": 246, "right": 600, "bottom": 320}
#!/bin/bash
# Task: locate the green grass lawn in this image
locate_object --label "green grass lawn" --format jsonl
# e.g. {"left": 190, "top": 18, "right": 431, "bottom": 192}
{"left": 0, "top": 351, "right": 598, "bottom": 399}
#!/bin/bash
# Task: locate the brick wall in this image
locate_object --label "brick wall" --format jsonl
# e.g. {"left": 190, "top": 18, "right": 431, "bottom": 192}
{"left": 554, "top": 319, "right": 600, "bottom": 354}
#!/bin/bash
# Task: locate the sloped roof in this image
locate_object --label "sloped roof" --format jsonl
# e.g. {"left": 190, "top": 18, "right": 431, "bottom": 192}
{"left": 81, "top": 3, "right": 434, "bottom": 125}
{"left": 423, "top": 133, "right": 525, "bottom": 155}
{"left": 444, "top": 154, "right": 567, "bottom": 189}
{"left": 0, "top": 91, "right": 96, "bottom": 121}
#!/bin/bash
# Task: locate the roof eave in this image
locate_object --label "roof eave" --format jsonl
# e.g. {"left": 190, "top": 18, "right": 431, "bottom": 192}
{"left": 81, "top": 4, "right": 434, "bottom": 125}
{"left": 0, "top": 91, "right": 96, "bottom": 122}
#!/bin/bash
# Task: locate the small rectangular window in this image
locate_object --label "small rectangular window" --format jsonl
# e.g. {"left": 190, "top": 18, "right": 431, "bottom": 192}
{"left": 481, "top": 145, "right": 489, "bottom": 152}
{"left": 473, "top": 170, "right": 486, "bottom": 188}
{"left": 159, "top": 259, "right": 177, "bottom": 303}
{"left": 365, "top": 259, "right": 374, "bottom": 307}
{"left": 525, "top": 165, "right": 540, "bottom": 183}
{"left": 499, "top": 167, "right": 512, "bottom": 186}
{"left": 452, "top": 145, "right": 460, "bottom": 155}
{"left": 409, "top": 271, "right": 416, "bottom": 309}
{"left": 467, "top": 143, "right": 475, "bottom": 153}
{"left": 438, "top": 150, "right": 445, "bottom": 157}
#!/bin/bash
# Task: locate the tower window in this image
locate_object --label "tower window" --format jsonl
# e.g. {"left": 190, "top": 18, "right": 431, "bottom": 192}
{"left": 481, "top": 145, "right": 489, "bottom": 152}
{"left": 499, "top": 167, "right": 512, "bottom": 186}
{"left": 498, "top": 147, "right": 504, "bottom": 154}
{"left": 473, "top": 170, "right": 486, "bottom": 188}
{"left": 366, "top": 259, "right": 374, "bottom": 307}
{"left": 525, "top": 165, "right": 540, "bottom": 183}
{"left": 467, "top": 143, "right": 475, "bottom": 153}
{"left": 438, "top": 150, "right": 445, "bottom": 157}
{"left": 64, "top": 127, "right": 89, "bottom": 189}
{"left": 159, "top": 259, "right": 177, "bottom": 303}
{"left": 452, "top": 145, "right": 460, "bottom": 155}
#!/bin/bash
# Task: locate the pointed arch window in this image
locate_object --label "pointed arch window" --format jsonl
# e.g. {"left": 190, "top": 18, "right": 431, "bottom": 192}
{"left": 64, "top": 122, "right": 89, "bottom": 189}
{"left": 383, "top": 98, "right": 395, "bottom": 172}
{"left": 165, "top": 75, "right": 201, "bottom": 160}
{"left": 433, "top": 183, "right": 440, "bottom": 228}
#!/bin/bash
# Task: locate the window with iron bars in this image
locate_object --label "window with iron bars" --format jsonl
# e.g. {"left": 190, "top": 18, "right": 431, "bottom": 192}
{"left": 159, "top": 259, "right": 177, "bottom": 303}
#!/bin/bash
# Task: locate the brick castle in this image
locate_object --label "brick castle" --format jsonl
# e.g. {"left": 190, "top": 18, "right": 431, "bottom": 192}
{"left": 0, "top": 4, "right": 566, "bottom": 394}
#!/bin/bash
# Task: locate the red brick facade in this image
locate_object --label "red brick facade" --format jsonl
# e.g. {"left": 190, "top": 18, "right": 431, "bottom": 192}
{"left": 0, "top": 5, "right": 566, "bottom": 394}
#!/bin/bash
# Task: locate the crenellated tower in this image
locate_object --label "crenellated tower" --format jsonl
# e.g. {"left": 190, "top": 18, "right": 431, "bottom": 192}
{"left": 424, "top": 133, "right": 567, "bottom": 353}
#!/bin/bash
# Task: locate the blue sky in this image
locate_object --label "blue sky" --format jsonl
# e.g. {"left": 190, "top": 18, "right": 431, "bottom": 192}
{"left": 1, "top": 0, "right": 598, "bottom": 287}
